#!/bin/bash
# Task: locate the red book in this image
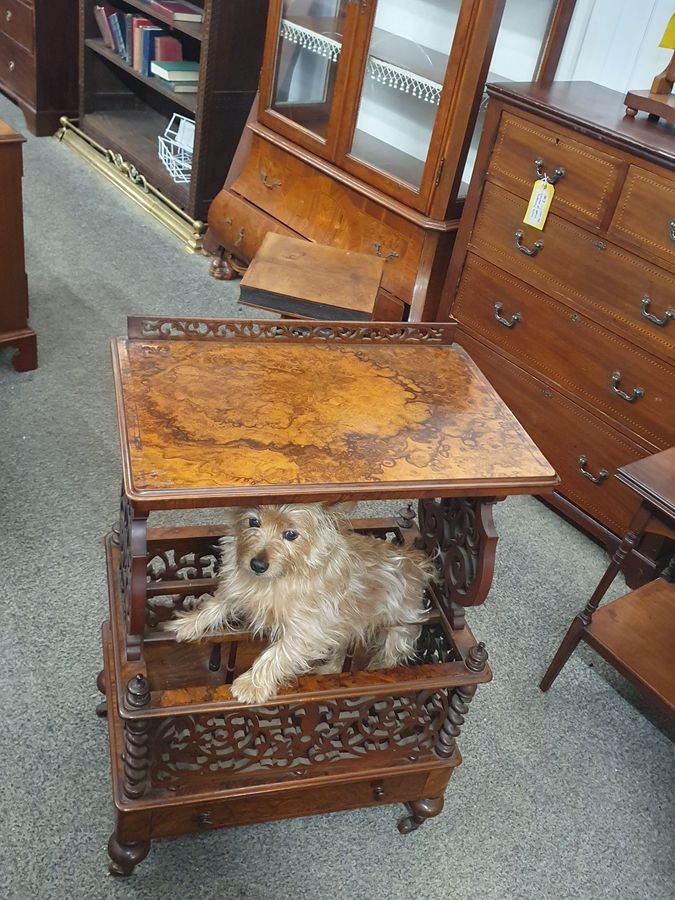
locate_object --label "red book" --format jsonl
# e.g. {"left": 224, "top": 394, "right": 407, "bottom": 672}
{"left": 154, "top": 35, "right": 182, "bottom": 63}
{"left": 93, "top": 5, "right": 117, "bottom": 49}
{"left": 131, "top": 17, "right": 155, "bottom": 71}
{"left": 149, "top": 1, "right": 203, "bottom": 23}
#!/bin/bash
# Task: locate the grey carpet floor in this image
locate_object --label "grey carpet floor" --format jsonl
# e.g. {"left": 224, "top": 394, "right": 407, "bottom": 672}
{"left": 0, "top": 94, "right": 673, "bottom": 900}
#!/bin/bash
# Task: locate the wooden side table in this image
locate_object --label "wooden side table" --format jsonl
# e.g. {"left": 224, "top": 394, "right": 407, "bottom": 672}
{"left": 100, "top": 317, "right": 558, "bottom": 875}
{"left": 540, "top": 446, "right": 675, "bottom": 715}
{"left": 0, "top": 120, "right": 37, "bottom": 371}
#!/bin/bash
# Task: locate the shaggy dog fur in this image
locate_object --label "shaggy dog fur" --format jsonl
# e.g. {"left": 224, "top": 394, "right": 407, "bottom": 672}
{"left": 170, "top": 503, "right": 434, "bottom": 704}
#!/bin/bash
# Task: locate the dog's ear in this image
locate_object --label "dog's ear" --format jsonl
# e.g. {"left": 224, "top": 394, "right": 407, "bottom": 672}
{"left": 321, "top": 500, "right": 356, "bottom": 518}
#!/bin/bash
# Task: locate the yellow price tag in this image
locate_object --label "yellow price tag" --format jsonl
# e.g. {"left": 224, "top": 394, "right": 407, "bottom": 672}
{"left": 523, "top": 178, "right": 555, "bottom": 231}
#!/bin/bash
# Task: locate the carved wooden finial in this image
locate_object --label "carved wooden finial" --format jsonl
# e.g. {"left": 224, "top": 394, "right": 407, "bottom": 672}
{"left": 465, "top": 641, "right": 489, "bottom": 672}
{"left": 126, "top": 674, "right": 150, "bottom": 708}
{"left": 395, "top": 502, "right": 417, "bottom": 529}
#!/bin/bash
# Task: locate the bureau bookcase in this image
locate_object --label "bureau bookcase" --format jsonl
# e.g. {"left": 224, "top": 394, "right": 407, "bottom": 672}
{"left": 205, "top": 0, "right": 576, "bottom": 319}
{"left": 439, "top": 81, "right": 675, "bottom": 577}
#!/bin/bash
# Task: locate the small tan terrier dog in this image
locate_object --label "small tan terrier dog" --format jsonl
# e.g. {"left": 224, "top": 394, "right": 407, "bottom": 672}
{"left": 171, "top": 503, "right": 434, "bottom": 704}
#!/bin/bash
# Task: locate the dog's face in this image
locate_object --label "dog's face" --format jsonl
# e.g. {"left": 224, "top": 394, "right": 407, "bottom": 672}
{"left": 232, "top": 504, "right": 339, "bottom": 579}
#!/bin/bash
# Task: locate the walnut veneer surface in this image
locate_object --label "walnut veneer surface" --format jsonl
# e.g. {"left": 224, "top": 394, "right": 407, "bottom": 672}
{"left": 440, "top": 81, "right": 675, "bottom": 568}
{"left": 0, "top": 0, "right": 77, "bottom": 135}
{"left": 112, "top": 318, "right": 556, "bottom": 507}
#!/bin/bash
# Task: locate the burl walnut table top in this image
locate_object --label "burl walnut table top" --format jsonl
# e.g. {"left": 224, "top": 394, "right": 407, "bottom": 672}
{"left": 111, "top": 317, "right": 557, "bottom": 509}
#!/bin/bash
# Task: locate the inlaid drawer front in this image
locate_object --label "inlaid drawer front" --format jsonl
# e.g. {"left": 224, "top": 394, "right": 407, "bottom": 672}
{"left": 487, "top": 113, "right": 623, "bottom": 228}
{"left": 0, "top": 29, "right": 33, "bottom": 101}
{"left": 458, "top": 331, "right": 653, "bottom": 536}
{"left": 207, "top": 189, "right": 299, "bottom": 263}
{"left": 0, "top": 0, "right": 33, "bottom": 52}
{"left": 608, "top": 165, "right": 675, "bottom": 273}
{"left": 453, "top": 254, "right": 675, "bottom": 449}
{"left": 232, "top": 134, "right": 423, "bottom": 301}
{"left": 469, "top": 182, "right": 675, "bottom": 364}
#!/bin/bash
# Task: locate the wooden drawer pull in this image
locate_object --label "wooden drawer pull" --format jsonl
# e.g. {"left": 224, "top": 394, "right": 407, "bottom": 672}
{"left": 494, "top": 302, "right": 521, "bottom": 328}
{"left": 372, "top": 242, "right": 399, "bottom": 260}
{"left": 5, "top": 9, "right": 12, "bottom": 21}
{"left": 610, "top": 371, "right": 644, "bottom": 403}
{"left": 515, "top": 229, "right": 543, "bottom": 257}
{"left": 669, "top": 219, "right": 675, "bottom": 242}
{"left": 259, "top": 170, "right": 281, "bottom": 189}
{"left": 372, "top": 785, "right": 385, "bottom": 800}
{"left": 641, "top": 295, "right": 674, "bottom": 327}
{"left": 8, "top": 59, "right": 15, "bottom": 72}
{"left": 535, "top": 157, "right": 566, "bottom": 184}
{"left": 578, "top": 455, "right": 608, "bottom": 485}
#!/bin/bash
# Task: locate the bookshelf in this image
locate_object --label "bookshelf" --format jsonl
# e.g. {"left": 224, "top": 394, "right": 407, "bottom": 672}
{"left": 70, "top": 0, "right": 267, "bottom": 241}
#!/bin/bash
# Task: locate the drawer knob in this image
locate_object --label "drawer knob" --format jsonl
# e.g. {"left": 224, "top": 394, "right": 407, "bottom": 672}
{"left": 372, "top": 241, "right": 399, "bottom": 260}
{"left": 373, "top": 785, "right": 385, "bottom": 800}
{"left": 515, "top": 229, "right": 543, "bottom": 257}
{"left": 610, "top": 371, "right": 644, "bottom": 403}
{"left": 578, "top": 455, "right": 608, "bottom": 485}
{"left": 5, "top": 9, "right": 12, "bottom": 21}
{"left": 8, "top": 59, "right": 15, "bottom": 72}
{"left": 641, "top": 295, "right": 675, "bottom": 327}
{"left": 194, "top": 811, "right": 213, "bottom": 828}
{"left": 494, "top": 302, "right": 521, "bottom": 328}
{"left": 259, "top": 170, "right": 281, "bottom": 190}
{"left": 669, "top": 219, "right": 675, "bottom": 243}
{"left": 534, "top": 157, "right": 565, "bottom": 184}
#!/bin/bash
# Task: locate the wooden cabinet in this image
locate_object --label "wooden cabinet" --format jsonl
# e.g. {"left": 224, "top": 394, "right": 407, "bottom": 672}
{"left": 0, "top": 120, "right": 36, "bottom": 370}
{"left": 205, "top": 0, "right": 576, "bottom": 319}
{"left": 0, "top": 0, "right": 78, "bottom": 136}
{"left": 76, "top": 0, "right": 267, "bottom": 223}
{"left": 440, "top": 81, "right": 675, "bottom": 567}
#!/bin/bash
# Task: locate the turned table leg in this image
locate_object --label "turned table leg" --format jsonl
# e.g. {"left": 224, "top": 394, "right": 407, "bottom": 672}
{"left": 95, "top": 668, "right": 107, "bottom": 718}
{"left": 107, "top": 834, "right": 151, "bottom": 877}
{"left": 398, "top": 796, "right": 445, "bottom": 834}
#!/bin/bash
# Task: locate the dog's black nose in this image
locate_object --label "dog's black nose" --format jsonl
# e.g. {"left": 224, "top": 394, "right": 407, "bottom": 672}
{"left": 250, "top": 557, "right": 269, "bottom": 574}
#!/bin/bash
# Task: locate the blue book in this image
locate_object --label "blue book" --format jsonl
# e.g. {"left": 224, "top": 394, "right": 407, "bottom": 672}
{"left": 124, "top": 14, "right": 134, "bottom": 63}
{"left": 141, "top": 25, "right": 164, "bottom": 76}
{"left": 108, "top": 13, "right": 126, "bottom": 56}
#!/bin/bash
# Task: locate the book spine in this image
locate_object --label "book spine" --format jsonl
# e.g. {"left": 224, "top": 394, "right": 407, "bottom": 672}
{"left": 93, "top": 7, "right": 114, "bottom": 48}
{"left": 109, "top": 15, "right": 125, "bottom": 55}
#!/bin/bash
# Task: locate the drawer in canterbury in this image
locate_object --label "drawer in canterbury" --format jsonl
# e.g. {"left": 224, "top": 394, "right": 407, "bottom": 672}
{"left": 207, "top": 189, "right": 299, "bottom": 263}
{"left": 231, "top": 133, "right": 424, "bottom": 302}
{"left": 457, "top": 331, "right": 654, "bottom": 537}
{"left": 0, "top": 0, "right": 33, "bottom": 52}
{"left": 453, "top": 254, "right": 675, "bottom": 450}
{"left": 487, "top": 112, "right": 623, "bottom": 229}
{"left": 468, "top": 182, "right": 675, "bottom": 365}
{"left": 0, "top": 29, "right": 34, "bottom": 102}
{"left": 608, "top": 165, "right": 675, "bottom": 273}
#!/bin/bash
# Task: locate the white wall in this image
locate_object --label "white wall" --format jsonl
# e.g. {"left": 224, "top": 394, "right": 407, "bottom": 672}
{"left": 557, "top": 0, "right": 674, "bottom": 92}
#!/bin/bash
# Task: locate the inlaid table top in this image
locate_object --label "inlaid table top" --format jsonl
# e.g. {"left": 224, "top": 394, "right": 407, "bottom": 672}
{"left": 111, "top": 317, "right": 557, "bottom": 510}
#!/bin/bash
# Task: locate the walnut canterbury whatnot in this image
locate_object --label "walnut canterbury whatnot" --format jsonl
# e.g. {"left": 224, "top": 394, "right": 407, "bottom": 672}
{"left": 98, "top": 317, "right": 556, "bottom": 875}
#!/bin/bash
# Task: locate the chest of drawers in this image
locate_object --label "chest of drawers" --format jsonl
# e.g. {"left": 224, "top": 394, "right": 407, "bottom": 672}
{"left": 0, "top": 0, "right": 77, "bottom": 135}
{"left": 439, "top": 81, "right": 675, "bottom": 578}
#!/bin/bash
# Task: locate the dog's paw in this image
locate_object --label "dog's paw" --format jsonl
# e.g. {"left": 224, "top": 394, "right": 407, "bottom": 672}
{"left": 168, "top": 612, "right": 202, "bottom": 643}
{"left": 231, "top": 671, "right": 273, "bottom": 706}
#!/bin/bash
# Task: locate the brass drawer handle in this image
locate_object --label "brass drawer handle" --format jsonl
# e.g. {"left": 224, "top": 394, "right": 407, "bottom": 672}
{"left": 641, "top": 295, "right": 674, "bottom": 327}
{"left": 259, "top": 170, "right": 281, "bottom": 189}
{"left": 494, "top": 302, "right": 521, "bottom": 328}
{"left": 534, "top": 157, "right": 565, "bottom": 184}
{"left": 515, "top": 229, "right": 543, "bottom": 256}
{"left": 610, "top": 371, "right": 644, "bottom": 403}
{"left": 8, "top": 59, "right": 16, "bottom": 72}
{"left": 5, "top": 9, "right": 12, "bottom": 22}
{"left": 578, "top": 455, "right": 608, "bottom": 485}
{"left": 669, "top": 219, "right": 675, "bottom": 242}
{"left": 372, "top": 242, "right": 399, "bottom": 260}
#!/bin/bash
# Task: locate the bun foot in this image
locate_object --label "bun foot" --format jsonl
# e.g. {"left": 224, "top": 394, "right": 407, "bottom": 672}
{"left": 107, "top": 834, "right": 150, "bottom": 876}
{"left": 397, "top": 796, "right": 444, "bottom": 834}
{"left": 209, "top": 254, "right": 235, "bottom": 280}
{"left": 96, "top": 699, "right": 108, "bottom": 718}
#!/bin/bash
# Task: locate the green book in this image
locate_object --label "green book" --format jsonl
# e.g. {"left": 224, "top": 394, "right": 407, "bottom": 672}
{"left": 150, "top": 60, "right": 199, "bottom": 81}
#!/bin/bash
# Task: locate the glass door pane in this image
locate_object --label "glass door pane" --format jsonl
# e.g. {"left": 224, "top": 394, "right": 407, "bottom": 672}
{"left": 270, "top": 0, "right": 348, "bottom": 140}
{"left": 348, "top": 0, "right": 462, "bottom": 190}
{"left": 459, "top": 0, "right": 558, "bottom": 196}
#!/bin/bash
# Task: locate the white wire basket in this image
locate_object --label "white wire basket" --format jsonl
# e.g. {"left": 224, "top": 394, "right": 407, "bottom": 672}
{"left": 158, "top": 114, "right": 195, "bottom": 184}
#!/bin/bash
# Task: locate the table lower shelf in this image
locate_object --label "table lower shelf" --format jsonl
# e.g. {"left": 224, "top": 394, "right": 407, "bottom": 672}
{"left": 586, "top": 578, "right": 675, "bottom": 713}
